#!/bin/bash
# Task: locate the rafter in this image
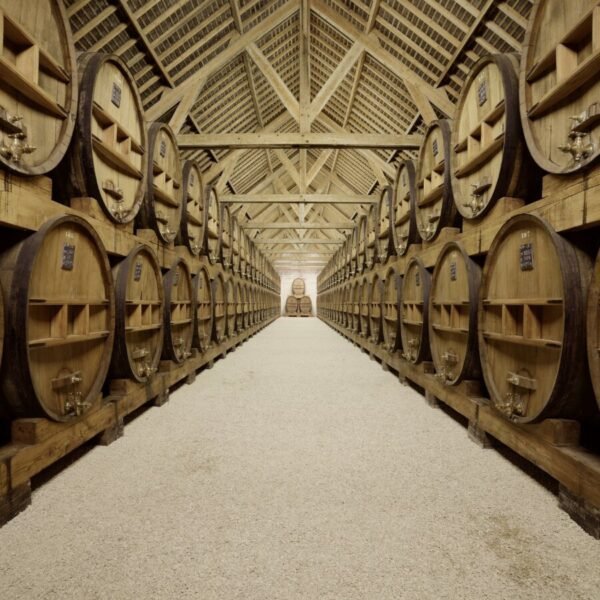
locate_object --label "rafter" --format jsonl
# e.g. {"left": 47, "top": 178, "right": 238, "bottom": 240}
{"left": 242, "top": 222, "right": 354, "bottom": 230}
{"left": 220, "top": 194, "right": 375, "bottom": 204}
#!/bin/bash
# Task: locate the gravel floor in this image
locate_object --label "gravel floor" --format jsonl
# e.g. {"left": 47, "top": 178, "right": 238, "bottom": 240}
{"left": 1, "top": 318, "right": 599, "bottom": 599}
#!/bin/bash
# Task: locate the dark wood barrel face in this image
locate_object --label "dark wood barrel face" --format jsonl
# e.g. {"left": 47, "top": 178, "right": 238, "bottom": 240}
{"left": 111, "top": 245, "right": 163, "bottom": 383}
{"left": 369, "top": 275, "right": 383, "bottom": 344}
{"left": 299, "top": 295, "right": 312, "bottom": 316}
{"left": 392, "top": 161, "right": 419, "bottom": 256}
{"left": 0, "top": 0, "right": 77, "bottom": 176}
{"left": 0, "top": 215, "right": 115, "bottom": 421}
{"left": 224, "top": 276, "right": 236, "bottom": 337}
{"left": 138, "top": 122, "right": 183, "bottom": 244}
{"left": 520, "top": 0, "right": 600, "bottom": 174}
{"left": 235, "top": 281, "right": 245, "bottom": 332}
{"left": 365, "top": 204, "right": 379, "bottom": 270}
{"left": 588, "top": 250, "right": 600, "bottom": 409}
{"left": 221, "top": 205, "right": 233, "bottom": 271}
{"left": 67, "top": 52, "right": 147, "bottom": 224}
{"left": 205, "top": 185, "right": 221, "bottom": 265}
{"left": 192, "top": 265, "right": 213, "bottom": 353}
{"left": 478, "top": 214, "right": 591, "bottom": 423}
{"left": 429, "top": 242, "right": 481, "bottom": 386}
{"left": 416, "top": 120, "right": 457, "bottom": 242}
{"left": 358, "top": 278, "right": 370, "bottom": 338}
{"left": 382, "top": 267, "right": 401, "bottom": 353}
{"left": 178, "top": 161, "right": 205, "bottom": 255}
{"left": 452, "top": 54, "right": 532, "bottom": 219}
{"left": 162, "top": 258, "right": 193, "bottom": 364}
{"left": 212, "top": 273, "right": 226, "bottom": 343}
{"left": 400, "top": 257, "right": 432, "bottom": 364}
{"left": 376, "top": 186, "right": 394, "bottom": 262}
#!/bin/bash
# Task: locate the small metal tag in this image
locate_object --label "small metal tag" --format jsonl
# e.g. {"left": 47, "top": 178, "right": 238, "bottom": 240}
{"left": 432, "top": 139, "right": 439, "bottom": 157}
{"left": 111, "top": 82, "right": 122, "bottom": 108}
{"left": 61, "top": 243, "right": 75, "bottom": 271}
{"left": 450, "top": 261, "right": 457, "bottom": 281}
{"left": 520, "top": 243, "right": 534, "bottom": 271}
{"left": 159, "top": 139, "right": 167, "bottom": 158}
{"left": 134, "top": 261, "right": 143, "bottom": 281}
{"left": 477, "top": 79, "right": 488, "bottom": 106}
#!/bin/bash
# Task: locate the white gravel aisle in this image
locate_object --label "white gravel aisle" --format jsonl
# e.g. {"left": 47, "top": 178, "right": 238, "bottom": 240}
{"left": 0, "top": 318, "right": 599, "bottom": 600}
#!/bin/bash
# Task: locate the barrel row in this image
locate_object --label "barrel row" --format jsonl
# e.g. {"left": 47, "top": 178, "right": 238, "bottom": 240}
{"left": 318, "top": 213, "right": 600, "bottom": 427}
{"left": 0, "top": 214, "right": 279, "bottom": 423}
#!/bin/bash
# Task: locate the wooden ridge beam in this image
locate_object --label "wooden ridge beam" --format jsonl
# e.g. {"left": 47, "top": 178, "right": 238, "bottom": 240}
{"left": 242, "top": 222, "right": 355, "bottom": 230}
{"left": 220, "top": 194, "right": 375, "bottom": 204}
{"left": 178, "top": 132, "right": 421, "bottom": 149}
{"left": 254, "top": 238, "right": 344, "bottom": 244}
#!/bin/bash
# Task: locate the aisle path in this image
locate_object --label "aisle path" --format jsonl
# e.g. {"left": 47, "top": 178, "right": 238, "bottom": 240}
{"left": 1, "top": 318, "right": 599, "bottom": 599}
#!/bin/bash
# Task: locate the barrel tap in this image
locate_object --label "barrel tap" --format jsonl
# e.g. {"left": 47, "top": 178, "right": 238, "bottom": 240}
{"left": 0, "top": 117, "right": 36, "bottom": 163}
{"left": 559, "top": 116, "right": 594, "bottom": 164}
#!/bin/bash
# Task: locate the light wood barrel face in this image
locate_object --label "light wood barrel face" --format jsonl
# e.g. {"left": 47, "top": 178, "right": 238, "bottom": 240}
{"left": 400, "top": 257, "right": 431, "bottom": 364}
{"left": 192, "top": 265, "right": 213, "bottom": 353}
{"left": 111, "top": 245, "right": 163, "bottom": 383}
{"left": 140, "top": 123, "right": 183, "bottom": 244}
{"left": 365, "top": 204, "right": 379, "bottom": 269}
{"left": 72, "top": 53, "right": 147, "bottom": 223}
{"left": 429, "top": 242, "right": 481, "bottom": 386}
{"left": 0, "top": 215, "right": 114, "bottom": 421}
{"left": 369, "top": 275, "right": 383, "bottom": 344}
{"left": 382, "top": 267, "right": 401, "bottom": 353}
{"left": 212, "top": 273, "right": 226, "bottom": 343}
{"left": 376, "top": 186, "right": 394, "bottom": 262}
{"left": 285, "top": 295, "right": 298, "bottom": 314}
{"left": 392, "top": 161, "right": 419, "bottom": 256}
{"left": 221, "top": 204, "right": 233, "bottom": 270}
{"left": 0, "top": 0, "right": 77, "bottom": 175}
{"left": 292, "top": 277, "right": 305, "bottom": 297}
{"left": 299, "top": 295, "right": 312, "bottom": 316}
{"left": 479, "top": 215, "right": 589, "bottom": 423}
{"left": 359, "top": 278, "right": 370, "bottom": 337}
{"left": 178, "top": 161, "right": 204, "bottom": 255}
{"left": 206, "top": 185, "right": 221, "bottom": 265}
{"left": 453, "top": 54, "right": 528, "bottom": 219}
{"left": 416, "top": 120, "right": 456, "bottom": 242}
{"left": 588, "top": 251, "right": 600, "bottom": 408}
{"left": 162, "top": 259, "right": 193, "bottom": 363}
{"left": 520, "top": 0, "right": 600, "bottom": 174}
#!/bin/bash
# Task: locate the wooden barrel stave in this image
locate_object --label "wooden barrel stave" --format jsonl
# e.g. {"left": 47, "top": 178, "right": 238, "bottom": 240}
{"left": 225, "top": 276, "right": 236, "bottom": 337}
{"left": 588, "top": 250, "right": 600, "bottom": 409}
{"left": 358, "top": 279, "right": 370, "bottom": 337}
{"left": 162, "top": 258, "right": 193, "bottom": 363}
{"left": 365, "top": 204, "right": 379, "bottom": 270}
{"left": 392, "top": 161, "right": 420, "bottom": 256}
{"left": 376, "top": 186, "right": 394, "bottom": 262}
{"left": 177, "top": 161, "right": 205, "bottom": 255}
{"left": 221, "top": 204, "right": 233, "bottom": 271}
{"left": 382, "top": 266, "right": 402, "bottom": 353}
{"left": 212, "top": 273, "right": 226, "bottom": 343}
{"left": 192, "top": 265, "right": 213, "bottom": 353}
{"left": 369, "top": 275, "right": 383, "bottom": 344}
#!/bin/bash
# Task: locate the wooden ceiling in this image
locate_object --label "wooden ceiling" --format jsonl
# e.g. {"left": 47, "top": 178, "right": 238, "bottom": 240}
{"left": 64, "top": 0, "right": 533, "bottom": 270}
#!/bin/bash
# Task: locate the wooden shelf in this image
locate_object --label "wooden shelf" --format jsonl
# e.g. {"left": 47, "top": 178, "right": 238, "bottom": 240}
{"left": 92, "top": 136, "right": 143, "bottom": 180}
{"left": 454, "top": 135, "right": 504, "bottom": 179}
{"left": 482, "top": 330, "right": 562, "bottom": 349}
{"left": 125, "top": 323, "right": 162, "bottom": 333}
{"left": 418, "top": 184, "right": 444, "bottom": 208}
{"left": 92, "top": 103, "right": 144, "bottom": 155}
{"left": 29, "top": 330, "right": 110, "bottom": 348}
{"left": 29, "top": 298, "right": 110, "bottom": 306}
{"left": 152, "top": 185, "right": 180, "bottom": 208}
{"left": 401, "top": 318, "right": 424, "bottom": 326}
{"left": 431, "top": 323, "right": 468, "bottom": 334}
{"left": 482, "top": 298, "right": 563, "bottom": 306}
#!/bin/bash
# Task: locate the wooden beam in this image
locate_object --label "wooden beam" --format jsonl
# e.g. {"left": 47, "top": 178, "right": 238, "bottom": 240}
{"left": 178, "top": 132, "right": 421, "bottom": 149}
{"left": 220, "top": 194, "right": 376, "bottom": 204}
{"left": 168, "top": 80, "right": 206, "bottom": 134}
{"left": 254, "top": 238, "right": 344, "bottom": 244}
{"left": 274, "top": 150, "right": 301, "bottom": 188}
{"left": 242, "top": 222, "right": 355, "bottom": 229}
{"left": 263, "top": 250, "right": 335, "bottom": 255}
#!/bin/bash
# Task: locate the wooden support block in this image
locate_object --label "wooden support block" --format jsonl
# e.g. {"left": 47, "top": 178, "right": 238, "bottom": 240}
{"left": 456, "top": 379, "right": 483, "bottom": 398}
{"left": 422, "top": 361, "right": 435, "bottom": 375}
{"left": 153, "top": 389, "right": 170, "bottom": 407}
{"left": 399, "top": 373, "right": 408, "bottom": 386}
{"left": 369, "top": 352, "right": 375, "bottom": 361}
{"left": 425, "top": 389, "right": 439, "bottom": 408}
{"left": 135, "top": 228, "right": 159, "bottom": 245}
{"left": 205, "top": 360, "right": 214, "bottom": 370}
{"left": 423, "top": 227, "right": 460, "bottom": 248}
{"left": 186, "top": 371, "right": 197, "bottom": 385}
{"left": 381, "top": 361, "right": 390, "bottom": 372}
{"left": 461, "top": 197, "right": 525, "bottom": 234}
{"left": 559, "top": 485, "right": 600, "bottom": 539}
{"left": 12, "top": 418, "right": 67, "bottom": 445}
{"left": 0, "top": 482, "right": 31, "bottom": 527}
{"left": 109, "top": 378, "right": 143, "bottom": 396}
{"left": 159, "top": 360, "right": 178, "bottom": 373}
{"left": 221, "top": 351, "right": 227, "bottom": 360}
{"left": 518, "top": 419, "right": 581, "bottom": 447}
{"left": 468, "top": 420, "right": 493, "bottom": 448}
{"left": 98, "top": 417, "right": 124, "bottom": 446}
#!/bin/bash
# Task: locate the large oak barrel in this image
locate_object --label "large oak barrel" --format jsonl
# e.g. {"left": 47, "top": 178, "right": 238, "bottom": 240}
{"left": 299, "top": 295, "right": 312, "bottom": 316}
{"left": 224, "top": 275, "right": 236, "bottom": 337}
{"left": 358, "top": 278, "right": 370, "bottom": 337}
{"left": 238, "top": 228, "right": 248, "bottom": 277}
{"left": 212, "top": 272, "right": 226, "bottom": 343}
{"left": 452, "top": 54, "right": 535, "bottom": 219}
{"left": 137, "top": 123, "right": 183, "bottom": 244}
{"left": 0, "top": 0, "right": 77, "bottom": 176}
{"left": 61, "top": 52, "right": 147, "bottom": 223}
{"left": 416, "top": 120, "right": 457, "bottom": 242}
{"left": 285, "top": 295, "right": 298, "bottom": 315}
{"left": 520, "top": 0, "right": 600, "bottom": 174}
{"left": 235, "top": 281, "right": 245, "bottom": 331}
{"left": 242, "top": 285, "right": 251, "bottom": 328}
{"left": 292, "top": 277, "right": 305, "bottom": 297}
{"left": 377, "top": 186, "right": 394, "bottom": 262}
{"left": 429, "top": 242, "right": 481, "bottom": 385}
{"left": 0, "top": 215, "right": 114, "bottom": 421}
{"left": 345, "top": 284, "right": 353, "bottom": 329}
{"left": 392, "top": 161, "right": 419, "bottom": 256}
{"left": 365, "top": 204, "right": 379, "bottom": 270}
{"left": 369, "top": 274, "right": 383, "bottom": 344}
{"left": 400, "top": 256, "right": 432, "bottom": 364}
{"left": 192, "top": 265, "right": 213, "bottom": 353}
{"left": 356, "top": 214, "right": 367, "bottom": 273}
{"left": 205, "top": 185, "right": 222, "bottom": 265}
{"left": 231, "top": 216, "right": 241, "bottom": 275}
{"left": 588, "top": 250, "right": 600, "bottom": 409}
{"left": 351, "top": 281, "right": 360, "bottom": 332}
{"left": 177, "top": 161, "right": 205, "bottom": 255}
{"left": 162, "top": 258, "right": 193, "bottom": 363}
{"left": 110, "top": 245, "right": 163, "bottom": 383}
{"left": 221, "top": 204, "right": 233, "bottom": 271}
{"left": 478, "top": 214, "right": 592, "bottom": 423}
{"left": 382, "top": 266, "right": 401, "bottom": 353}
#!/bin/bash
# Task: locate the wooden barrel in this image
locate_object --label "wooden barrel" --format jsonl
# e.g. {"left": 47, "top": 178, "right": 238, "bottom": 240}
{"left": 0, "top": 0, "right": 77, "bottom": 176}
{"left": 429, "top": 242, "right": 481, "bottom": 385}
{"left": 479, "top": 214, "right": 592, "bottom": 423}
{"left": 192, "top": 265, "right": 213, "bottom": 353}
{"left": 400, "top": 256, "right": 432, "bottom": 364}
{"left": 452, "top": 54, "right": 535, "bottom": 219}
{"left": 221, "top": 204, "right": 233, "bottom": 270}
{"left": 212, "top": 272, "right": 226, "bottom": 343}
{"left": 369, "top": 274, "right": 383, "bottom": 344}
{"left": 137, "top": 123, "right": 183, "bottom": 244}
{"left": 61, "top": 52, "right": 147, "bottom": 223}
{"left": 345, "top": 284, "right": 354, "bottom": 329}
{"left": 235, "top": 281, "right": 244, "bottom": 332}
{"left": 382, "top": 266, "right": 402, "bottom": 353}
{"left": 224, "top": 276, "right": 236, "bottom": 337}
{"left": 365, "top": 204, "right": 379, "bottom": 270}
{"left": 358, "top": 278, "right": 370, "bottom": 337}
{"left": 238, "top": 229, "right": 248, "bottom": 278}
{"left": 350, "top": 281, "right": 360, "bottom": 332}
{"left": 377, "top": 186, "right": 394, "bottom": 262}
{"left": 520, "top": 0, "right": 600, "bottom": 174}
{"left": 232, "top": 216, "right": 241, "bottom": 275}
{"left": 415, "top": 120, "right": 457, "bottom": 242}
{"left": 292, "top": 277, "right": 305, "bottom": 297}
{"left": 110, "top": 245, "right": 163, "bottom": 383}
{"left": 299, "top": 295, "right": 312, "bottom": 316}
{"left": 0, "top": 215, "right": 114, "bottom": 421}
{"left": 356, "top": 214, "right": 368, "bottom": 273}
{"left": 177, "top": 161, "right": 205, "bottom": 255}
{"left": 343, "top": 238, "right": 351, "bottom": 279}
{"left": 588, "top": 250, "right": 600, "bottom": 408}
{"left": 205, "top": 185, "right": 221, "bottom": 265}
{"left": 242, "top": 285, "right": 251, "bottom": 328}
{"left": 162, "top": 258, "right": 193, "bottom": 363}
{"left": 392, "top": 161, "right": 419, "bottom": 256}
